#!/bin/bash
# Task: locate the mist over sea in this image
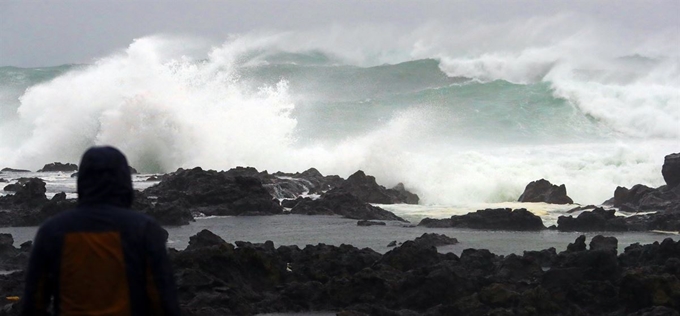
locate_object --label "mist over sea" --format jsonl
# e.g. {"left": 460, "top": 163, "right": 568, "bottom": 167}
{"left": 1, "top": 22, "right": 678, "bottom": 206}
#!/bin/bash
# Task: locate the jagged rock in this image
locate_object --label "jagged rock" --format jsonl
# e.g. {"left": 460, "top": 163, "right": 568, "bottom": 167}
{"left": 662, "top": 153, "right": 680, "bottom": 188}
{"left": 589, "top": 235, "right": 618, "bottom": 253}
{"left": 129, "top": 166, "right": 138, "bottom": 174}
{"left": 143, "top": 167, "right": 282, "bottom": 217}
{"left": 378, "top": 240, "right": 443, "bottom": 271}
{"left": 389, "top": 183, "right": 420, "bottom": 205}
{"left": 418, "top": 208, "right": 545, "bottom": 231}
{"left": 38, "top": 162, "right": 78, "bottom": 172}
{"left": 186, "top": 229, "right": 230, "bottom": 251}
{"left": 339, "top": 170, "right": 418, "bottom": 204}
{"left": 412, "top": 233, "right": 458, "bottom": 248}
{"left": 518, "top": 179, "right": 573, "bottom": 204}
{"left": 566, "top": 235, "right": 587, "bottom": 252}
{"left": 557, "top": 207, "right": 621, "bottom": 232}
{"left": 290, "top": 188, "right": 406, "bottom": 221}
{"left": 271, "top": 168, "right": 344, "bottom": 197}
{"left": 387, "top": 241, "right": 397, "bottom": 247}
{"left": 357, "top": 220, "right": 386, "bottom": 226}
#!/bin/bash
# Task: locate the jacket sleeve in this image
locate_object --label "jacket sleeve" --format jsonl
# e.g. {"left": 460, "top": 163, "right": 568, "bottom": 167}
{"left": 145, "top": 221, "right": 181, "bottom": 316}
{"left": 21, "top": 227, "right": 54, "bottom": 316}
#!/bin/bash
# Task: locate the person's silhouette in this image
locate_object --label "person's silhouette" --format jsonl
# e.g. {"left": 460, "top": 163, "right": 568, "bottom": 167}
{"left": 22, "top": 146, "right": 180, "bottom": 315}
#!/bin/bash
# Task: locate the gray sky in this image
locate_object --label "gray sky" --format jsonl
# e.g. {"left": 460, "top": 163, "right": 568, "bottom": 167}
{"left": 1, "top": 0, "right": 678, "bottom": 67}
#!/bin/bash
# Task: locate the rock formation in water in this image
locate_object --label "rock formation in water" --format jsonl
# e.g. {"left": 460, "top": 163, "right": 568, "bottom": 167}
{"left": 418, "top": 208, "right": 546, "bottom": 231}
{"left": 518, "top": 179, "right": 574, "bottom": 204}
{"left": 291, "top": 188, "right": 406, "bottom": 221}
{"left": 37, "top": 162, "right": 78, "bottom": 172}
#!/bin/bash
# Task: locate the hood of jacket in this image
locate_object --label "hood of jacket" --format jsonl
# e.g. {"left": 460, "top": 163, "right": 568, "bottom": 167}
{"left": 77, "top": 146, "right": 133, "bottom": 208}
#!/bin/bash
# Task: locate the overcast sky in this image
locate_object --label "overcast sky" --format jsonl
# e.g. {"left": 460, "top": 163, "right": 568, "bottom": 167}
{"left": 1, "top": 0, "right": 678, "bottom": 67}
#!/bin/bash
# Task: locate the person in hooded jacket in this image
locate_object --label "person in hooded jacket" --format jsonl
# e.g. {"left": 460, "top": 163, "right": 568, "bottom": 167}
{"left": 21, "top": 146, "right": 180, "bottom": 316}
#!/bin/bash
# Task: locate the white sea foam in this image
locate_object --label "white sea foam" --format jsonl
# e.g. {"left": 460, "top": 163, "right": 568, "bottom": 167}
{"left": 0, "top": 18, "right": 678, "bottom": 206}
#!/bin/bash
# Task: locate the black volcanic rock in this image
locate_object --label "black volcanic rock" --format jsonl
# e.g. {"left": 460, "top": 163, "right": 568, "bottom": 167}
{"left": 143, "top": 167, "right": 283, "bottom": 217}
{"left": 557, "top": 207, "right": 680, "bottom": 232}
{"left": 557, "top": 207, "right": 618, "bottom": 232}
{"left": 38, "top": 162, "right": 78, "bottom": 172}
{"left": 662, "top": 153, "right": 680, "bottom": 188}
{"left": 412, "top": 233, "right": 458, "bottom": 248}
{"left": 589, "top": 235, "right": 618, "bottom": 253}
{"left": 3, "top": 229, "right": 680, "bottom": 315}
{"left": 290, "top": 188, "right": 406, "bottom": 221}
{"left": 418, "top": 208, "right": 545, "bottom": 231}
{"left": 389, "top": 183, "right": 420, "bottom": 205}
{"left": 339, "top": 170, "right": 419, "bottom": 204}
{"left": 518, "top": 179, "right": 573, "bottom": 204}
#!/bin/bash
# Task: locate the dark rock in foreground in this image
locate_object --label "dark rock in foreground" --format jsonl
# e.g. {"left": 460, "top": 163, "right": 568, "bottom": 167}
{"left": 37, "top": 162, "right": 78, "bottom": 172}
{"left": 1, "top": 232, "right": 679, "bottom": 315}
{"left": 290, "top": 188, "right": 406, "bottom": 222}
{"left": 418, "top": 208, "right": 546, "bottom": 231}
{"left": 518, "top": 179, "right": 574, "bottom": 204}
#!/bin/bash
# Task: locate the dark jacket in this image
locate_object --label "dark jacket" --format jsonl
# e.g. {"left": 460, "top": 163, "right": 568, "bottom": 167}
{"left": 21, "top": 146, "right": 180, "bottom": 316}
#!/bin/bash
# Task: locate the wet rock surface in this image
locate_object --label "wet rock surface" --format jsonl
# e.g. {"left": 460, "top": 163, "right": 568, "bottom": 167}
{"left": 291, "top": 188, "right": 406, "bottom": 222}
{"left": 142, "top": 167, "right": 283, "bottom": 219}
{"left": 0, "top": 178, "right": 77, "bottom": 227}
{"left": 4, "top": 233, "right": 678, "bottom": 316}
{"left": 338, "top": 170, "right": 419, "bottom": 204}
{"left": 518, "top": 179, "right": 574, "bottom": 204}
{"left": 557, "top": 207, "right": 680, "bottom": 232}
{"left": 418, "top": 208, "right": 546, "bottom": 231}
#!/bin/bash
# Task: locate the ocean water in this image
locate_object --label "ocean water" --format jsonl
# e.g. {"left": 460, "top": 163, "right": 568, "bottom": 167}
{"left": 0, "top": 28, "right": 678, "bottom": 212}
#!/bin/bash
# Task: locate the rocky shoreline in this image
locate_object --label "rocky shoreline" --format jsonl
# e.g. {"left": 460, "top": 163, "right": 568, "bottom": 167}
{"left": 1, "top": 153, "right": 679, "bottom": 233}
{"left": 0, "top": 154, "right": 678, "bottom": 314}
{"left": 0, "top": 230, "right": 678, "bottom": 315}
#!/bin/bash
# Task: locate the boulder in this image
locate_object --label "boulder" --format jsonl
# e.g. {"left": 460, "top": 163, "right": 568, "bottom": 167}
{"left": 339, "top": 170, "right": 418, "bottom": 204}
{"left": 556, "top": 207, "right": 620, "bottom": 232}
{"left": 518, "top": 179, "right": 573, "bottom": 204}
{"left": 412, "top": 233, "right": 458, "bottom": 248}
{"left": 662, "top": 153, "right": 680, "bottom": 188}
{"left": 37, "top": 162, "right": 78, "bottom": 172}
{"left": 418, "top": 208, "right": 545, "bottom": 231}
{"left": 589, "top": 235, "right": 618, "bottom": 253}
{"left": 129, "top": 166, "right": 138, "bottom": 174}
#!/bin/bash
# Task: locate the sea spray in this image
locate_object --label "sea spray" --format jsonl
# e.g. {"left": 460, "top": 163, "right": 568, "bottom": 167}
{"left": 0, "top": 24, "right": 677, "bottom": 205}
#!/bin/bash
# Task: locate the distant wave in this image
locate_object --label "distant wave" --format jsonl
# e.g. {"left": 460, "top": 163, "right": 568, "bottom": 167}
{"left": 0, "top": 24, "right": 677, "bottom": 205}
